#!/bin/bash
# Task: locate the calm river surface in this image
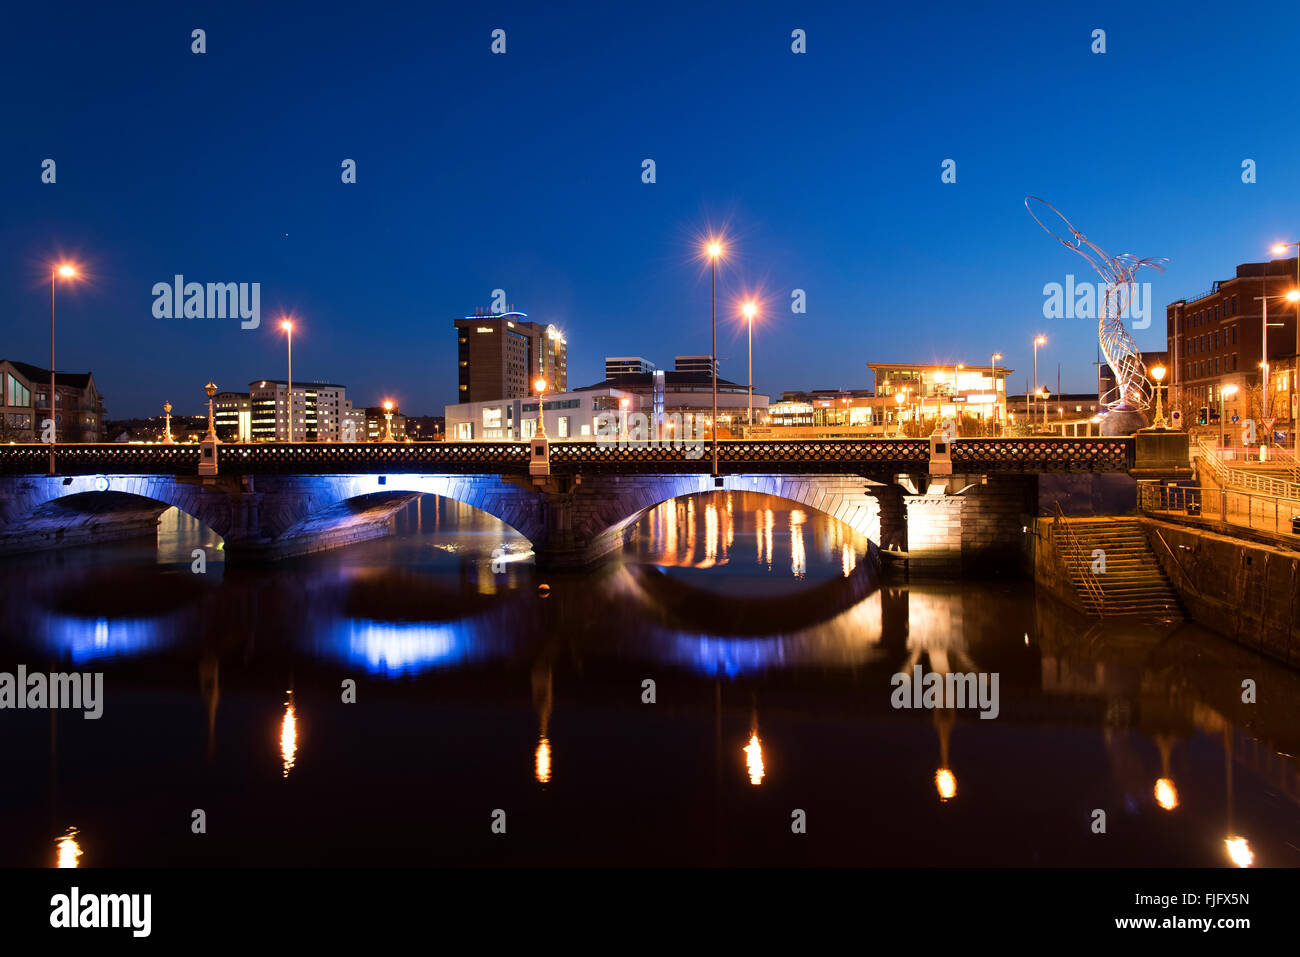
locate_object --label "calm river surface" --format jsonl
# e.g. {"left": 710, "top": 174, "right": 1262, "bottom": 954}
{"left": 1, "top": 491, "right": 1297, "bottom": 866}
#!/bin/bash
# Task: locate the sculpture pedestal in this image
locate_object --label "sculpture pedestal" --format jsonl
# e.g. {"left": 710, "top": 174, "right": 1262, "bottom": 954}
{"left": 1101, "top": 406, "right": 1149, "bottom": 436}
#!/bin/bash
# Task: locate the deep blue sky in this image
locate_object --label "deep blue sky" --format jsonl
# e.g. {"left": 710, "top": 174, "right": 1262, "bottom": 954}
{"left": 4, "top": 1, "right": 1300, "bottom": 418}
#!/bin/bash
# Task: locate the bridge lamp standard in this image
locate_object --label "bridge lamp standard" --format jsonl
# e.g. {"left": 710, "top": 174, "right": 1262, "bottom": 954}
{"left": 533, "top": 377, "right": 548, "bottom": 439}
{"left": 47, "top": 263, "right": 80, "bottom": 476}
{"left": 1149, "top": 364, "right": 1167, "bottom": 429}
{"left": 204, "top": 381, "right": 219, "bottom": 440}
{"left": 382, "top": 400, "right": 395, "bottom": 443}
{"left": 894, "top": 392, "right": 905, "bottom": 438}
{"left": 619, "top": 396, "right": 630, "bottom": 440}
{"left": 163, "top": 402, "right": 174, "bottom": 445}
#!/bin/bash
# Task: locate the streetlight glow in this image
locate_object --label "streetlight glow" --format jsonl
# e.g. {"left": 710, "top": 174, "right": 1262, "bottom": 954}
{"left": 56, "top": 264, "right": 77, "bottom": 278}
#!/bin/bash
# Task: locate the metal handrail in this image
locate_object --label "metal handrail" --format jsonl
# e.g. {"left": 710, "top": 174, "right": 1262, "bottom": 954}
{"left": 1051, "top": 502, "right": 1105, "bottom": 616}
{"left": 1195, "top": 437, "right": 1300, "bottom": 499}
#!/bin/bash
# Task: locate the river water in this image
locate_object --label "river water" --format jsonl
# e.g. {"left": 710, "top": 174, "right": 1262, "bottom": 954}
{"left": 1, "top": 491, "right": 1296, "bottom": 866}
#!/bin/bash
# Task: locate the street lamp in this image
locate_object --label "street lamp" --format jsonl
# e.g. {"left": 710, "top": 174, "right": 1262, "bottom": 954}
{"left": 204, "top": 381, "right": 219, "bottom": 439}
{"left": 1032, "top": 335, "right": 1047, "bottom": 430}
{"left": 1252, "top": 291, "right": 1297, "bottom": 425}
{"left": 163, "top": 401, "right": 174, "bottom": 444}
{"left": 1036, "top": 387, "right": 1049, "bottom": 432}
{"left": 705, "top": 239, "right": 724, "bottom": 474}
{"left": 382, "top": 399, "right": 395, "bottom": 443}
{"left": 991, "top": 352, "right": 1003, "bottom": 435}
{"left": 742, "top": 299, "right": 758, "bottom": 428}
{"left": 280, "top": 318, "right": 294, "bottom": 442}
{"left": 47, "top": 263, "right": 79, "bottom": 475}
{"left": 619, "top": 395, "right": 630, "bottom": 440}
{"left": 1149, "top": 364, "right": 1167, "bottom": 429}
{"left": 894, "top": 392, "right": 905, "bottom": 437}
{"left": 1221, "top": 383, "right": 1239, "bottom": 444}
{"left": 533, "top": 377, "right": 547, "bottom": 438}
{"left": 1272, "top": 242, "right": 1300, "bottom": 456}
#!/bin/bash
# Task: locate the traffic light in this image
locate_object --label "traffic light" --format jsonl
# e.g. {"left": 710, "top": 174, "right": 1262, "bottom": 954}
{"left": 1198, "top": 407, "right": 1208, "bottom": 425}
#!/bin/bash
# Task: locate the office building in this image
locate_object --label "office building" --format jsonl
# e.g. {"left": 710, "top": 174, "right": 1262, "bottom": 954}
{"left": 454, "top": 308, "right": 568, "bottom": 404}
{"left": 674, "top": 355, "right": 718, "bottom": 377}
{"left": 1166, "top": 256, "right": 1298, "bottom": 442}
{"left": 213, "top": 392, "right": 251, "bottom": 442}
{"left": 249, "top": 380, "right": 354, "bottom": 442}
{"left": 446, "top": 387, "right": 637, "bottom": 441}
{"left": 605, "top": 357, "right": 657, "bottom": 378}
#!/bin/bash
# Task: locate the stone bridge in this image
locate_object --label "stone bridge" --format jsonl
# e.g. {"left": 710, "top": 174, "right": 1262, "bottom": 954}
{"left": 0, "top": 434, "right": 1189, "bottom": 569}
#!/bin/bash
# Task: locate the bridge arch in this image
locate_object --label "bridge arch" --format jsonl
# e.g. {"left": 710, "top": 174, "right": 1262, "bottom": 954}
{"left": 0, "top": 475, "right": 233, "bottom": 554}
{"left": 566, "top": 473, "right": 905, "bottom": 564}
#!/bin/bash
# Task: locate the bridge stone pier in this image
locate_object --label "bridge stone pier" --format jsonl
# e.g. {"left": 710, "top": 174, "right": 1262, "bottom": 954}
{"left": 0, "top": 433, "right": 1189, "bottom": 570}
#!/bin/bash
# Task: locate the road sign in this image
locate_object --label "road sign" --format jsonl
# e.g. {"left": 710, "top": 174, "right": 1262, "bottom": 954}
{"left": 1262, "top": 417, "right": 1277, "bottom": 435}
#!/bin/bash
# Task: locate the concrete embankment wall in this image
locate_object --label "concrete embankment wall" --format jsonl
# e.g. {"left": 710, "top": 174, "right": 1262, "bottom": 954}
{"left": 1143, "top": 518, "right": 1300, "bottom": 667}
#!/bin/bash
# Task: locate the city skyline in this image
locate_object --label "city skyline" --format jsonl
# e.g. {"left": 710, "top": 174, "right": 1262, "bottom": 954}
{"left": 6, "top": 3, "right": 1300, "bottom": 418}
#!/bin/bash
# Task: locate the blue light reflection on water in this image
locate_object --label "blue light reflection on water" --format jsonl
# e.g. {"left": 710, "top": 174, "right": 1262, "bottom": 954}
{"left": 314, "top": 616, "right": 511, "bottom": 677}
{"left": 42, "top": 615, "right": 170, "bottom": 665}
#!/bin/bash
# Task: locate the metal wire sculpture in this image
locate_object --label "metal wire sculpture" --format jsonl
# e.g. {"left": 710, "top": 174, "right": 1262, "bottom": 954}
{"left": 1025, "top": 196, "right": 1167, "bottom": 413}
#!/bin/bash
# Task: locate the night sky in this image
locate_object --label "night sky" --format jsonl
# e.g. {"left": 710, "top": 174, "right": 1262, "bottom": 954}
{"left": 4, "top": 1, "right": 1300, "bottom": 418}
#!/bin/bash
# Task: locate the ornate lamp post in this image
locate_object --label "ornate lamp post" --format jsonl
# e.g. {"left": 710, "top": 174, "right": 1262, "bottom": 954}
{"left": 1149, "top": 364, "right": 1168, "bottom": 429}
{"left": 619, "top": 396, "right": 630, "bottom": 440}
{"left": 382, "top": 400, "right": 395, "bottom": 443}
{"left": 533, "top": 378, "right": 547, "bottom": 438}
{"left": 894, "top": 392, "right": 905, "bottom": 438}
{"left": 204, "top": 382, "right": 218, "bottom": 439}
{"left": 1032, "top": 335, "right": 1046, "bottom": 430}
{"left": 163, "top": 401, "right": 174, "bottom": 444}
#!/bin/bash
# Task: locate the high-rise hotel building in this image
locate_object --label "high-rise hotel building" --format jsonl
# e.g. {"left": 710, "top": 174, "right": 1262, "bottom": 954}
{"left": 454, "top": 309, "right": 567, "bottom": 403}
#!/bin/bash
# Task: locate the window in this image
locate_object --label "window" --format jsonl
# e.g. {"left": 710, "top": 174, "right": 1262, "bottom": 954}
{"left": 1232, "top": 325, "right": 1237, "bottom": 343}
{"left": 1232, "top": 295, "right": 1238, "bottom": 313}
{"left": 557, "top": 416, "right": 570, "bottom": 438}
{"left": 7, "top": 375, "right": 30, "bottom": 408}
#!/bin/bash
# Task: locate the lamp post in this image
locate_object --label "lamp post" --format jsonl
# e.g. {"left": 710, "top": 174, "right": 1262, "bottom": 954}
{"left": 990, "top": 352, "right": 1003, "bottom": 435}
{"left": 204, "top": 381, "right": 218, "bottom": 439}
{"left": 706, "top": 240, "right": 723, "bottom": 474}
{"left": 1149, "top": 364, "right": 1167, "bottom": 429}
{"left": 1252, "top": 292, "right": 1296, "bottom": 426}
{"left": 1272, "top": 242, "right": 1300, "bottom": 456}
{"left": 163, "top": 401, "right": 174, "bottom": 444}
{"left": 47, "top": 263, "right": 78, "bottom": 475}
{"left": 894, "top": 392, "right": 905, "bottom": 438}
{"left": 619, "top": 396, "right": 630, "bottom": 440}
{"left": 742, "top": 300, "right": 757, "bottom": 428}
{"left": 533, "top": 377, "right": 547, "bottom": 438}
{"left": 1221, "top": 383, "right": 1238, "bottom": 445}
{"left": 280, "top": 318, "right": 294, "bottom": 442}
{"left": 382, "top": 400, "right": 395, "bottom": 443}
{"left": 1032, "top": 335, "right": 1046, "bottom": 431}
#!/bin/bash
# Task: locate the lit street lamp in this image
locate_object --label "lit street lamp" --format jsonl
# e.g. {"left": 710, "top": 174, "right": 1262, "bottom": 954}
{"left": 705, "top": 239, "right": 724, "bottom": 475}
{"left": 1272, "top": 241, "right": 1300, "bottom": 457}
{"left": 1032, "top": 335, "right": 1046, "bottom": 431}
{"left": 163, "top": 401, "right": 174, "bottom": 444}
{"left": 382, "top": 400, "right": 395, "bottom": 443}
{"left": 204, "top": 381, "right": 219, "bottom": 439}
{"left": 48, "top": 263, "right": 79, "bottom": 475}
{"left": 1220, "top": 383, "right": 1239, "bottom": 443}
{"left": 619, "top": 395, "right": 630, "bottom": 440}
{"left": 280, "top": 318, "right": 294, "bottom": 442}
{"left": 533, "top": 377, "right": 547, "bottom": 438}
{"left": 1252, "top": 291, "right": 1297, "bottom": 427}
{"left": 1149, "top": 364, "right": 1167, "bottom": 428}
{"left": 742, "top": 299, "right": 758, "bottom": 428}
{"left": 894, "top": 391, "right": 905, "bottom": 437}
{"left": 991, "top": 352, "right": 1003, "bottom": 435}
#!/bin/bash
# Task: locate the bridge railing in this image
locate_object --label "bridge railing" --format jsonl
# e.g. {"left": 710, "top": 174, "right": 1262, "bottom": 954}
{"left": 0, "top": 444, "right": 204, "bottom": 475}
{"left": 0, "top": 435, "right": 1136, "bottom": 476}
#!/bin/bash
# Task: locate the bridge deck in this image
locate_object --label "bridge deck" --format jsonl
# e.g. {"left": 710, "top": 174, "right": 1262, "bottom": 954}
{"left": 0, "top": 437, "right": 1135, "bottom": 476}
